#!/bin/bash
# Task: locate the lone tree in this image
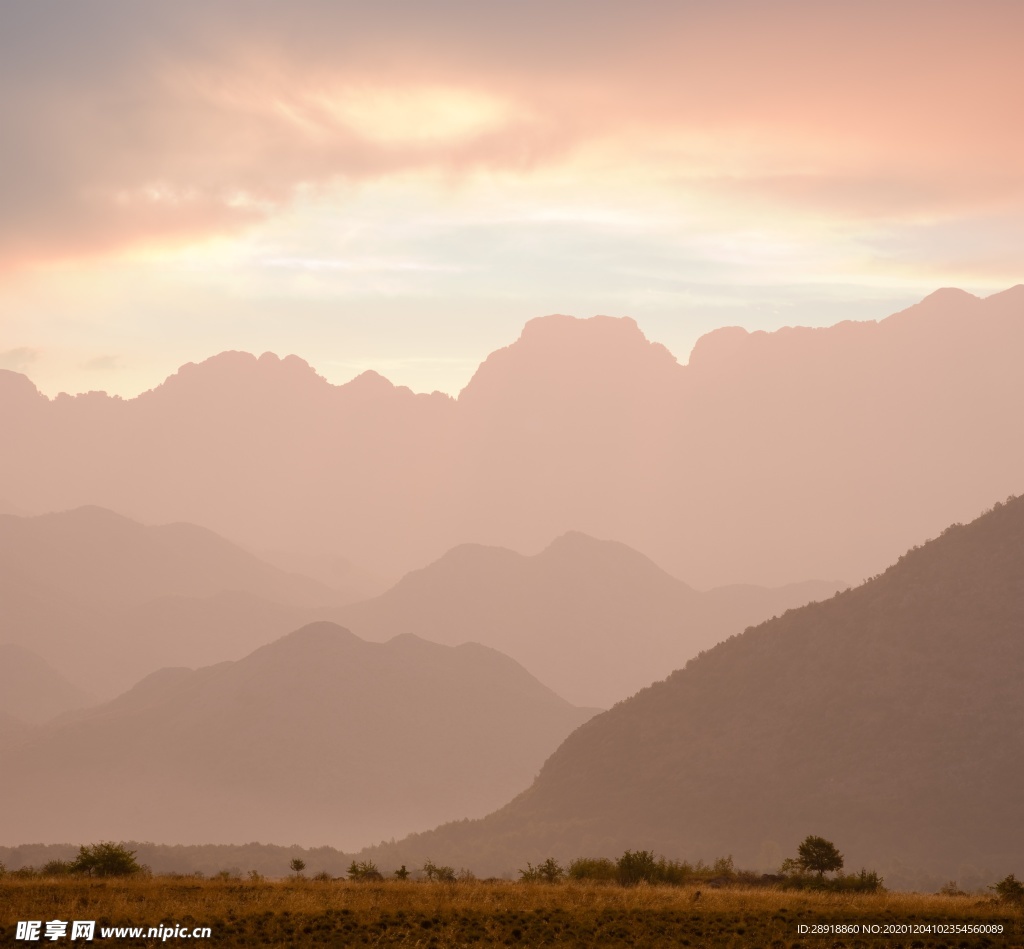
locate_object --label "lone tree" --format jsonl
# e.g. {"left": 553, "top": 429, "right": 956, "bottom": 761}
{"left": 289, "top": 858, "right": 306, "bottom": 876}
{"left": 70, "top": 842, "right": 144, "bottom": 877}
{"left": 795, "top": 836, "right": 844, "bottom": 877}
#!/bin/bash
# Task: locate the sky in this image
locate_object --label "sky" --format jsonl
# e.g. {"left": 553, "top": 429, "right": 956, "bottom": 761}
{"left": 1, "top": 1, "right": 1022, "bottom": 398}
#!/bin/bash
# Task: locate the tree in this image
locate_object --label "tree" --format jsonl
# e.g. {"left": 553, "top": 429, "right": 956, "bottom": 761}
{"left": 289, "top": 858, "right": 306, "bottom": 876}
{"left": 70, "top": 842, "right": 144, "bottom": 877}
{"left": 795, "top": 836, "right": 844, "bottom": 877}
{"left": 394, "top": 865, "right": 410, "bottom": 880}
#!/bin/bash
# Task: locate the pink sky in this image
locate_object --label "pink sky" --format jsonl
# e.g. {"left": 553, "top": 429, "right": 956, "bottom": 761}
{"left": 1, "top": 1, "right": 1022, "bottom": 397}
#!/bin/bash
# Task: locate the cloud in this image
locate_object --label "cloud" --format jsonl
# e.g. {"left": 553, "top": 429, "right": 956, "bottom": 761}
{"left": 81, "top": 354, "right": 123, "bottom": 372}
{"left": 1, "top": 1, "right": 1022, "bottom": 267}
{"left": 0, "top": 347, "right": 40, "bottom": 371}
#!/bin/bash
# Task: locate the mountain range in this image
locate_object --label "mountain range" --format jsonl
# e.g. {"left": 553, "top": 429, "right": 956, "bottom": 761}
{"left": 357, "top": 494, "right": 1024, "bottom": 887}
{"left": 0, "top": 622, "right": 598, "bottom": 851}
{"left": 0, "top": 506, "right": 353, "bottom": 699}
{"left": 0, "top": 644, "right": 93, "bottom": 724}
{"left": 1, "top": 507, "right": 837, "bottom": 712}
{"left": 2, "top": 286, "right": 1022, "bottom": 589}
{"left": 337, "top": 531, "right": 842, "bottom": 707}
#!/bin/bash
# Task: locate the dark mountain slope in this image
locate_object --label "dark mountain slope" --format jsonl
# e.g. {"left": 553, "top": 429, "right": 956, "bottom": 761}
{"left": 361, "top": 495, "right": 1024, "bottom": 882}
{"left": 0, "top": 623, "right": 598, "bottom": 850}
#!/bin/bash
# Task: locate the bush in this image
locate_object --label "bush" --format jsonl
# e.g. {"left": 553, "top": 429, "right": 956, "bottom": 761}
{"left": 567, "top": 857, "right": 617, "bottom": 883}
{"left": 991, "top": 874, "right": 1024, "bottom": 905}
{"left": 393, "top": 865, "right": 410, "bottom": 880}
{"left": 347, "top": 860, "right": 383, "bottom": 882}
{"left": 422, "top": 860, "right": 457, "bottom": 883}
{"left": 519, "top": 858, "right": 564, "bottom": 883}
{"left": 71, "top": 842, "right": 145, "bottom": 878}
{"left": 617, "top": 850, "right": 660, "bottom": 886}
{"left": 780, "top": 868, "right": 883, "bottom": 893}
{"left": 831, "top": 869, "right": 884, "bottom": 893}
{"left": 40, "top": 860, "right": 75, "bottom": 877}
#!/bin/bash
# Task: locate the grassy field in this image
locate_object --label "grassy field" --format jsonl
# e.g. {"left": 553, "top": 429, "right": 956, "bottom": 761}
{"left": 1, "top": 878, "right": 1021, "bottom": 948}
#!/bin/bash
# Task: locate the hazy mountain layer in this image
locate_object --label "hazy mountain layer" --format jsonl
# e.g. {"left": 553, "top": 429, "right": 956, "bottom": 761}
{"left": 339, "top": 531, "right": 842, "bottom": 707}
{"left": 0, "top": 623, "right": 598, "bottom": 851}
{"left": 2, "top": 287, "right": 1022, "bottom": 588}
{"left": 358, "top": 494, "right": 1024, "bottom": 884}
{"left": 0, "top": 507, "right": 353, "bottom": 697}
{"left": 0, "top": 710, "right": 34, "bottom": 751}
{"left": 0, "top": 644, "right": 93, "bottom": 724}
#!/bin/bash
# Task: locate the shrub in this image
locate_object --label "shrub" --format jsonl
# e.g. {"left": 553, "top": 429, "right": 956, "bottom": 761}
{"left": 991, "top": 874, "right": 1024, "bottom": 905}
{"left": 617, "top": 850, "right": 660, "bottom": 886}
{"left": 519, "top": 858, "right": 564, "bottom": 883}
{"left": 422, "top": 860, "right": 456, "bottom": 883}
{"left": 711, "top": 856, "right": 736, "bottom": 878}
{"left": 40, "top": 860, "right": 75, "bottom": 876}
{"left": 780, "top": 868, "right": 882, "bottom": 893}
{"left": 938, "top": 881, "right": 967, "bottom": 897}
{"left": 831, "top": 869, "right": 884, "bottom": 893}
{"left": 347, "top": 860, "right": 383, "bottom": 882}
{"left": 567, "top": 857, "right": 617, "bottom": 883}
{"left": 394, "top": 865, "right": 410, "bottom": 880}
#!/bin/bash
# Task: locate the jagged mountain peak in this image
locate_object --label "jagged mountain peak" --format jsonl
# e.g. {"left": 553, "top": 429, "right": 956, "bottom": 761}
{"left": 458, "top": 313, "right": 679, "bottom": 405}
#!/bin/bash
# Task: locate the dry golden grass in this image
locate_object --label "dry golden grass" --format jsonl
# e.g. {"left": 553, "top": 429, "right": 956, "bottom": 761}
{"left": 2, "top": 877, "right": 1021, "bottom": 947}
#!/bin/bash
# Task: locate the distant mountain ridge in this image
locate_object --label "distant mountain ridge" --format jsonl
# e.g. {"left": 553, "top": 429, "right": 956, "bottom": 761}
{"left": 1, "top": 286, "right": 1023, "bottom": 588}
{"left": 0, "top": 507, "right": 356, "bottom": 698}
{"left": 337, "top": 531, "right": 843, "bottom": 707}
{"left": 357, "top": 493, "right": 1024, "bottom": 888}
{"left": 0, "top": 622, "right": 598, "bottom": 851}
{"left": 0, "top": 644, "right": 93, "bottom": 725}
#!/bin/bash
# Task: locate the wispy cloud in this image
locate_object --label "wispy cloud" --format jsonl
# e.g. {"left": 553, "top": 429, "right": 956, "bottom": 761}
{"left": 258, "top": 256, "right": 465, "bottom": 274}
{"left": 2, "top": 2, "right": 1021, "bottom": 269}
{"left": 0, "top": 346, "right": 40, "bottom": 371}
{"left": 82, "top": 354, "right": 122, "bottom": 372}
